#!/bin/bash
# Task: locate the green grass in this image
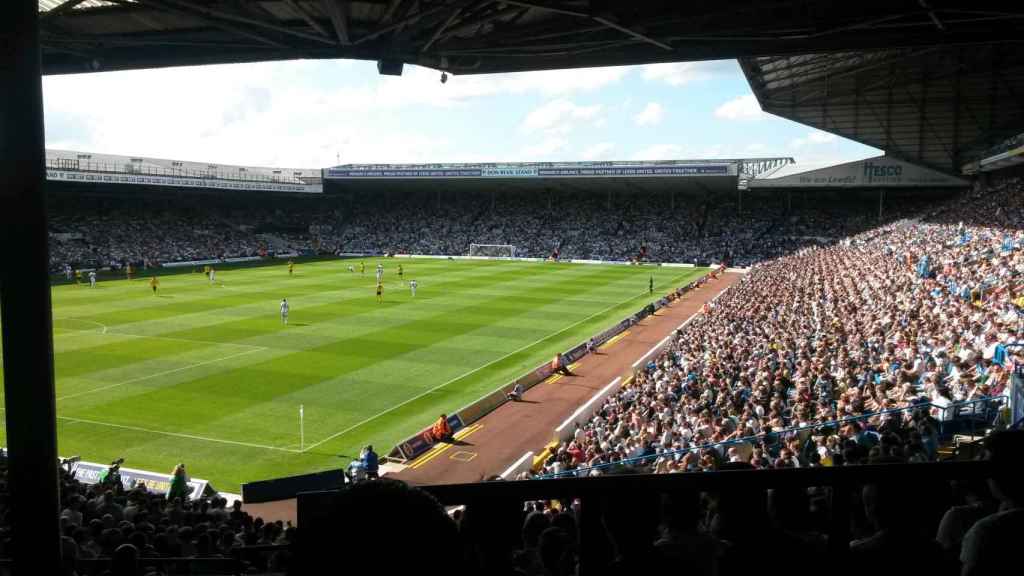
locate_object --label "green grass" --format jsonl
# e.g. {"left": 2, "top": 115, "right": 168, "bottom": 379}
{"left": 0, "top": 258, "right": 707, "bottom": 491}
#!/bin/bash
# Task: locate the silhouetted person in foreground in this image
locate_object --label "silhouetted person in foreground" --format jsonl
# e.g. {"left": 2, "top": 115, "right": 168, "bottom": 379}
{"left": 960, "top": 430, "right": 1024, "bottom": 576}
{"left": 297, "top": 479, "right": 459, "bottom": 576}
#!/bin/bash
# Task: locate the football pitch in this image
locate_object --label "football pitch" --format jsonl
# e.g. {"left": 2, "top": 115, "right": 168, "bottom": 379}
{"left": 0, "top": 258, "right": 707, "bottom": 491}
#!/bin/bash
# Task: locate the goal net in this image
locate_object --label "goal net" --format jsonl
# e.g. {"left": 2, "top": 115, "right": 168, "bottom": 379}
{"left": 469, "top": 244, "right": 516, "bottom": 259}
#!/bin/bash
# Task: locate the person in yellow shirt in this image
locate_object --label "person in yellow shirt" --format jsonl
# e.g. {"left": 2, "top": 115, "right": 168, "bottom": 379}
{"left": 149, "top": 276, "right": 159, "bottom": 295}
{"left": 376, "top": 282, "right": 383, "bottom": 304}
{"left": 288, "top": 260, "right": 294, "bottom": 276}
{"left": 126, "top": 263, "right": 133, "bottom": 280}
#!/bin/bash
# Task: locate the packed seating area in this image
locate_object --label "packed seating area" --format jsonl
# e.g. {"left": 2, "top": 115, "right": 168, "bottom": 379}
{"left": 0, "top": 457, "right": 292, "bottom": 574}
{"left": 27, "top": 175, "right": 1022, "bottom": 575}
{"left": 537, "top": 176, "right": 1023, "bottom": 480}
{"left": 46, "top": 187, "right": 939, "bottom": 273}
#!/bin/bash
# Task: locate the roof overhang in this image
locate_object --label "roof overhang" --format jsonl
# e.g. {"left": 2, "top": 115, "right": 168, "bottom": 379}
{"left": 37, "top": 2, "right": 1024, "bottom": 76}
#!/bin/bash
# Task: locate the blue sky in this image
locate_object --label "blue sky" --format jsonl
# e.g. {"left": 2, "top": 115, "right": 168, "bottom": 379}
{"left": 42, "top": 58, "right": 880, "bottom": 170}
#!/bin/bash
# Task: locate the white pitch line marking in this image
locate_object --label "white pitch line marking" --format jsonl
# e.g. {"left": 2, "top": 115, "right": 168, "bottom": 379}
{"left": 300, "top": 284, "right": 657, "bottom": 452}
{"left": 54, "top": 318, "right": 108, "bottom": 334}
{"left": 56, "top": 415, "right": 300, "bottom": 453}
{"left": 56, "top": 347, "right": 266, "bottom": 402}
{"left": 54, "top": 325, "right": 265, "bottom": 350}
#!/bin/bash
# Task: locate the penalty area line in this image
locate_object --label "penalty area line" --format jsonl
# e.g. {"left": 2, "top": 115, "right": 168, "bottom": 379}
{"left": 56, "top": 415, "right": 301, "bottom": 453}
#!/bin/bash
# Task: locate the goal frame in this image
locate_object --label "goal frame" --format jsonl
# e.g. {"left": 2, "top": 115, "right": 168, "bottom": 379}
{"left": 469, "top": 243, "right": 517, "bottom": 259}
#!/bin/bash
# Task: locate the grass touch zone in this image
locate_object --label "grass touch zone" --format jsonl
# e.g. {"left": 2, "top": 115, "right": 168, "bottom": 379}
{"left": 0, "top": 258, "right": 707, "bottom": 491}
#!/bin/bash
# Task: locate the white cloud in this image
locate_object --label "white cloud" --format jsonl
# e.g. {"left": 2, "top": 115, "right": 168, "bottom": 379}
{"left": 41, "top": 61, "right": 629, "bottom": 168}
{"left": 790, "top": 130, "right": 840, "bottom": 149}
{"left": 713, "top": 94, "right": 764, "bottom": 121}
{"left": 631, "top": 144, "right": 687, "bottom": 161}
{"left": 521, "top": 137, "right": 569, "bottom": 159}
{"left": 745, "top": 143, "right": 768, "bottom": 153}
{"left": 642, "top": 61, "right": 732, "bottom": 87}
{"left": 495, "top": 65, "right": 631, "bottom": 96}
{"left": 521, "top": 99, "right": 603, "bottom": 135}
{"left": 633, "top": 102, "right": 664, "bottom": 127}
{"left": 808, "top": 130, "right": 837, "bottom": 144}
{"left": 580, "top": 142, "right": 615, "bottom": 160}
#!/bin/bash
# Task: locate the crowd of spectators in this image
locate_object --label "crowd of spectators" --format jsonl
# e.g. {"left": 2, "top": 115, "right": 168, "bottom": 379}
{"left": 47, "top": 187, "right": 940, "bottom": 274}
{"left": 281, "top": 429, "right": 1024, "bottom": 576}
{"left": 537, "top": 177, "right": 1023, "bottom": 480}
{"left": 0, "top": 458, "right": 293, "bottom": 574}
{"left": 46, "top": 195, "right": 341, "bottom": 273}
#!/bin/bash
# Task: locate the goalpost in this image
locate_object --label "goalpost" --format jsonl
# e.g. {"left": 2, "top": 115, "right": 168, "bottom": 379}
{"left": 469, "top": 244, "right": 516, "bottom": 259}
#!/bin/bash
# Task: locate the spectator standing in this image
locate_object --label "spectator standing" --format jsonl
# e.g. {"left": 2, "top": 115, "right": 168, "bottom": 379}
{"left": 167, "top": 463, "right": 190, "bottom": 502}
{"left": 361, "top": 445, "right": 380, "bottom": 480}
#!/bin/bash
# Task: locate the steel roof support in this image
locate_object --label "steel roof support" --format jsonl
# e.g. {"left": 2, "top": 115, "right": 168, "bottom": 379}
{"left": 282, "top": 0, "right": 332, "bottom": 39}
{"left": 1, "top": 2, "right": 62, "bottom": 574}
{"left": 321, "top": 0, "right": 351, "bottom": 45}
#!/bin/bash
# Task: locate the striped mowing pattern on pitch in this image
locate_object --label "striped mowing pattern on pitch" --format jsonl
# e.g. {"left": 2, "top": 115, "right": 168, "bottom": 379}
{"left": 0, "top": 258, "right": 708, "bottom": 491}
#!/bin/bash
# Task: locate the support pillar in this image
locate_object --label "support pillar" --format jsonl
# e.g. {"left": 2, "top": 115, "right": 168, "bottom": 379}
{"left": 1, "top": 2, "right": 63, "bottom": 573}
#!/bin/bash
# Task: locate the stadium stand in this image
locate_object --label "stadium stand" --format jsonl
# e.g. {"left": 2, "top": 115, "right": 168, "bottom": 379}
{"left": 46, "top": 186, "right": 941, "bottom": 273}
{"left": 18, "top": 169, "right": 1024, "bottom": 569}
{"left": 534, "top": 176, "right": 1023, "bottom": 480}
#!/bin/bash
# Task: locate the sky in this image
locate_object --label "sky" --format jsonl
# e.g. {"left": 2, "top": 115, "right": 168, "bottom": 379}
{"left": 42, "top": 58, "right": 880, "bottom": 170}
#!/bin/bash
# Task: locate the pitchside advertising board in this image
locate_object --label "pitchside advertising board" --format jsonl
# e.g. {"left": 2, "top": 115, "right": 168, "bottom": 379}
{"left": 71, "top": 461, "right": 211, "bottom": 501}
{"left": 325, "top": 163, "right": 734, "bottom": 179}
{"left": 750, "top": 156, "right": 968, "bottom": 189}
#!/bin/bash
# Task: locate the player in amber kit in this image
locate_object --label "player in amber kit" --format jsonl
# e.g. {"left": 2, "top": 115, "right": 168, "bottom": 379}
{"left": 288, "top": 260, "right": 294, "bottom": 276}
{"left": 376, "top": 282, "right": 383, "bottom": 303}
{"left": 149, "top": 276, "right": 160, "bottom": 294}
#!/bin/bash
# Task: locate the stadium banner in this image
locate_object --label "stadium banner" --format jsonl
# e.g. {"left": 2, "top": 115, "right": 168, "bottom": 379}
{"left": 71, "top": 461, "right": 210, "bottom": 501}
{"left": 749, "top": 155, "right": 968, "bottom": 189}
{"left": 46, "top": 169, "right": 323, "bottom": 193}
{"left": 661, "top": 262, "right": 696, "bottom": 268}
{"left": 325, "top": 164, "right": 732, "bottom": 180}
{"left": 223, "top": 256, "right": 263, "bottom": 264}
{"left": 274, "top": 252, "right": 300, "bottom": 259}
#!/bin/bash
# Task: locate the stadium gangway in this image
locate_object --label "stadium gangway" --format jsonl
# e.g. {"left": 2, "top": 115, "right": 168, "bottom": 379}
{"left": 409, "top": 460, "right": 997, "bottom": 575}
{"left": 533, "top": 395, "right": 1007, "bottom": 480}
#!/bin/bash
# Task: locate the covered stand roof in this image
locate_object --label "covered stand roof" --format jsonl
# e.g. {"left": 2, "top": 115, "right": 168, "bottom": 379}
{"left": 741, "top": 43, "right": 1024, "bottom": 174}
{"left": 37, "top": 1, "right": 1024, "bottom": 76}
